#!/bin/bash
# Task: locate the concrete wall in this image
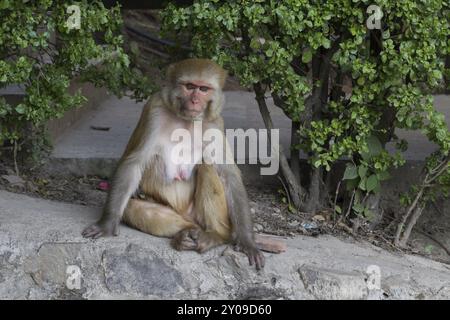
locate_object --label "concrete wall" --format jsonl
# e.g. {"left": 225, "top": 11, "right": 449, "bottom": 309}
{"left": 1, "top": 81, "right": 110, "bottom": 146}
{"left": 45, "top": 82, "right": 110, "bottom": 144}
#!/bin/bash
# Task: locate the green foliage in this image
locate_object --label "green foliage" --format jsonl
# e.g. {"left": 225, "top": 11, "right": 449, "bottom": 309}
{"left": 342, "top": 136, "right": 397, "bottom": 217}
{"left": 0, "top": 0, "right": 154, "bottom": 156}
{"left": 162, "top": 0, "right": 450, "bottom": 216}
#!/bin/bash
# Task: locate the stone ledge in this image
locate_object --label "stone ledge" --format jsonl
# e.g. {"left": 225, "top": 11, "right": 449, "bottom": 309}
{"left": 1, "top": 190, "right": 449, "bottom": 300}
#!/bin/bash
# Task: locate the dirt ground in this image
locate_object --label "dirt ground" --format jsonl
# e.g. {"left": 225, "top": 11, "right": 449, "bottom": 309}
{"left": 1, "top": 160, "right": 449, "bottom": 265}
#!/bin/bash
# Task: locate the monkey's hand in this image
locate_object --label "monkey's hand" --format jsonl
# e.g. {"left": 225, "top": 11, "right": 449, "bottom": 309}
{"left": 82, "top": 218, "right": 120, "bottom": 239}
{"left": 235, "top": 243, "right": 265, "bottom": 270}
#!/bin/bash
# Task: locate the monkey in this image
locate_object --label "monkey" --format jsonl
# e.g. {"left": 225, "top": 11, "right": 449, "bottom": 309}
{"left": 82, "top": 58, "right": 265, "bottom": 270}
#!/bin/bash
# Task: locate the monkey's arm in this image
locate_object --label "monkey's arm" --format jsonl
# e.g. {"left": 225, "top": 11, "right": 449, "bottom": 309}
{"left": 82, "top": 158, "right": 145, "bottom": 238}
{"left": 82, "top": 102, "right": 156, "bottom": 238}
{"left": 217, "top": 164, "right": 265, "bottom": 270}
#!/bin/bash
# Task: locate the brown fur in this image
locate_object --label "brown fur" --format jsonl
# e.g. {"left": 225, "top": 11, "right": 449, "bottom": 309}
{"left": 123, "top": 162, "right": 231, "bottom": 251}
{"left": 166, "top": 58, "right": 228, "bottom": 89}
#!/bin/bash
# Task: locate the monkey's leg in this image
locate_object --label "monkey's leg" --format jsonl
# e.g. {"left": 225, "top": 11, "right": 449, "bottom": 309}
{"left": 191, "top": 164, "right": 231, "bottom": 253}
{"left": 123, "top": 199, "right": 196, "bottom": 241}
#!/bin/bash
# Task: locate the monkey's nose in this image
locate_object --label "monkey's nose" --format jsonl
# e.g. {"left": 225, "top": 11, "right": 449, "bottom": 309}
{"left": 189, "top": 100, "right": 202, "bottom": 108}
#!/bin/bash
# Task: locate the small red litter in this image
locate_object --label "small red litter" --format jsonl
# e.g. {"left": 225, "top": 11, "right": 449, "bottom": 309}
{"left": 97, "top": 181, "right": 110, "bottom": 191}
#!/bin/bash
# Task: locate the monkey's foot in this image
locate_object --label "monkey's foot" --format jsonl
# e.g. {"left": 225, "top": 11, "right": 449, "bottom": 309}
{"left": 233, "top": 244, "right": 265, "bottom": 270}
{"left": 82, "top": 224, "right": 104, "bottom": 238}
{"left": 82, "top": 221, "right": 119, "bottom": 239}
{"left": 171, "top": 227, "right": 200, "bottom": 251}
{"left": 196, "top": 232, "right": 224, "bottom": 253}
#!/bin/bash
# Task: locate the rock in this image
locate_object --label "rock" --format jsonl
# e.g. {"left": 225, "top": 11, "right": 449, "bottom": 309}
{"left": 382, "top": 275, "right": 420, "bottom": 299}
{"left": 25, "top": 181, "right": 39, "bottom": 193}
{"left": 299, "top": 265, "right": 368, "bottom": 300}
{"left": 1, "top": 175, "right": 25, "bottom": 188}
{"left": 253, "top": 223, "right": 264, "bottom": 232}
{"left": 24, "top": 242, "right": 83, "bottom": 287}
{"left": 102, "top": 244, "right": 184, "bottom": 297}
{"left": 1, "top": 190, "right": 450, "bottom": 300}
{"left": 312, "top": 215, "right": 326, "bottom": 222}
{"left": 5, "top": 168, "right": 15, "bottom": 175}
{"left": 288, "top": 221, "right": 300, "bottom": 228}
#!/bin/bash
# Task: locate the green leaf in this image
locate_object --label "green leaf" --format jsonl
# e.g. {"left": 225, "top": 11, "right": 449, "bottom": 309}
{"left": 0, "top": 0, "right": 10, "bottom": 10}
{"left": 343, "top": 164, "right": 358, "bottom": 180}
{"left": 361, "top": 135, "right": 383, "bottom": 160}
{"left": 424, "top": 245, "right": 434, "bottom": 254}
{"left": 367, "top": 135, "right": 383, "bottom": 157}
{"left": 373, "top": 183, "right": 381, "bottom": 194}
{"left": 358, "top": 177, "right": 367, "bottom": 191}
{"left": 345, "top": 178, "right": 359, "bottom": 191}
{"left": 366, "top": 174, "right": 379, "bottom": 192}
{"left": 288, "top": 204, "right": 296, "bottom": 213}
{"left": 353, "top": 203, "right": 364, "bottom": 214}
{"left": 335, "top": 205, "right": 342, "bottom": 214}
{"left": 313, "top": 159, "right": 321, "bottom": 167}
{"left": 360, "top": 151, "right": 370, "bottom": 161}
{"left": 432, "top": 70, "right": 442, "bottom": 80}
{"left": 363, "top": 208, "right": 374, "bottom": 220}
{"left": 15, "top": 104, "right": 26, "bottom": 114}
{"left": 358, "top": 166, "right": 368, "bottom": 178}
{"left": 302, "top": 49, "right": 312, "bottom": 63}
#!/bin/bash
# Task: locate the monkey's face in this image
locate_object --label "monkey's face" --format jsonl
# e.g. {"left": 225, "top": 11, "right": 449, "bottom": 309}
{"left": 178, "top": 80, "right": 214, "bottom": 119}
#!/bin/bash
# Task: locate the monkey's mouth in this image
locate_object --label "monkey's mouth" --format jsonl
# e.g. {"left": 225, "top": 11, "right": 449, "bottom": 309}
{"left": 182, "top": 107, "right": 203, "bottom": 117}
{"left": 185, "top": 109, "right": 201, "bottom": 115}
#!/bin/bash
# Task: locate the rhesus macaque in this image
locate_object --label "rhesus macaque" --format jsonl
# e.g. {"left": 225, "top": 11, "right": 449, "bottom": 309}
{"left": 82, "top": 58, "right": 265, "bottom": 270}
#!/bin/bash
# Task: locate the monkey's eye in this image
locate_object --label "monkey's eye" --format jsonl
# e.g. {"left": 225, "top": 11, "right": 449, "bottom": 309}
{"left": 185, "top": 83, "right": 197, "bottom": 90}
{"left": 182, "top": 83, "right": 213, "bottom": 94}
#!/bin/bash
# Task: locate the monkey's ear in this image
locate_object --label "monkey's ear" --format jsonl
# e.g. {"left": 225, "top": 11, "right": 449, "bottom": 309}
{"left": 205, "top": 89, "right": 225, "bottom": 121}
{"left": 166, "top": 63, "right": 177, "bottom": 85}
{"left": 217, "top": 69, "right": 228, "bottom": 90}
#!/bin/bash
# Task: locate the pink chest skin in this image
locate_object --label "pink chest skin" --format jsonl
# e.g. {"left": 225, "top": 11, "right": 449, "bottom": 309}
{"left": 163, "top": 139, "right": 202, "bottom": 182}
{"left": 174, "top": 168, "right": 188, "bottom": 181}
{"left": 157, "top": 110, "right": 203, "bottom": 183}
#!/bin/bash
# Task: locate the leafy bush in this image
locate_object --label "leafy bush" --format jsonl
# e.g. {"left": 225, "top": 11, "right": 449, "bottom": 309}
{"left": 162, "top": 0, "right": 449, "bottom": 240}
{"left": 0, "top": 0, "right": 154, "bottom": 162}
